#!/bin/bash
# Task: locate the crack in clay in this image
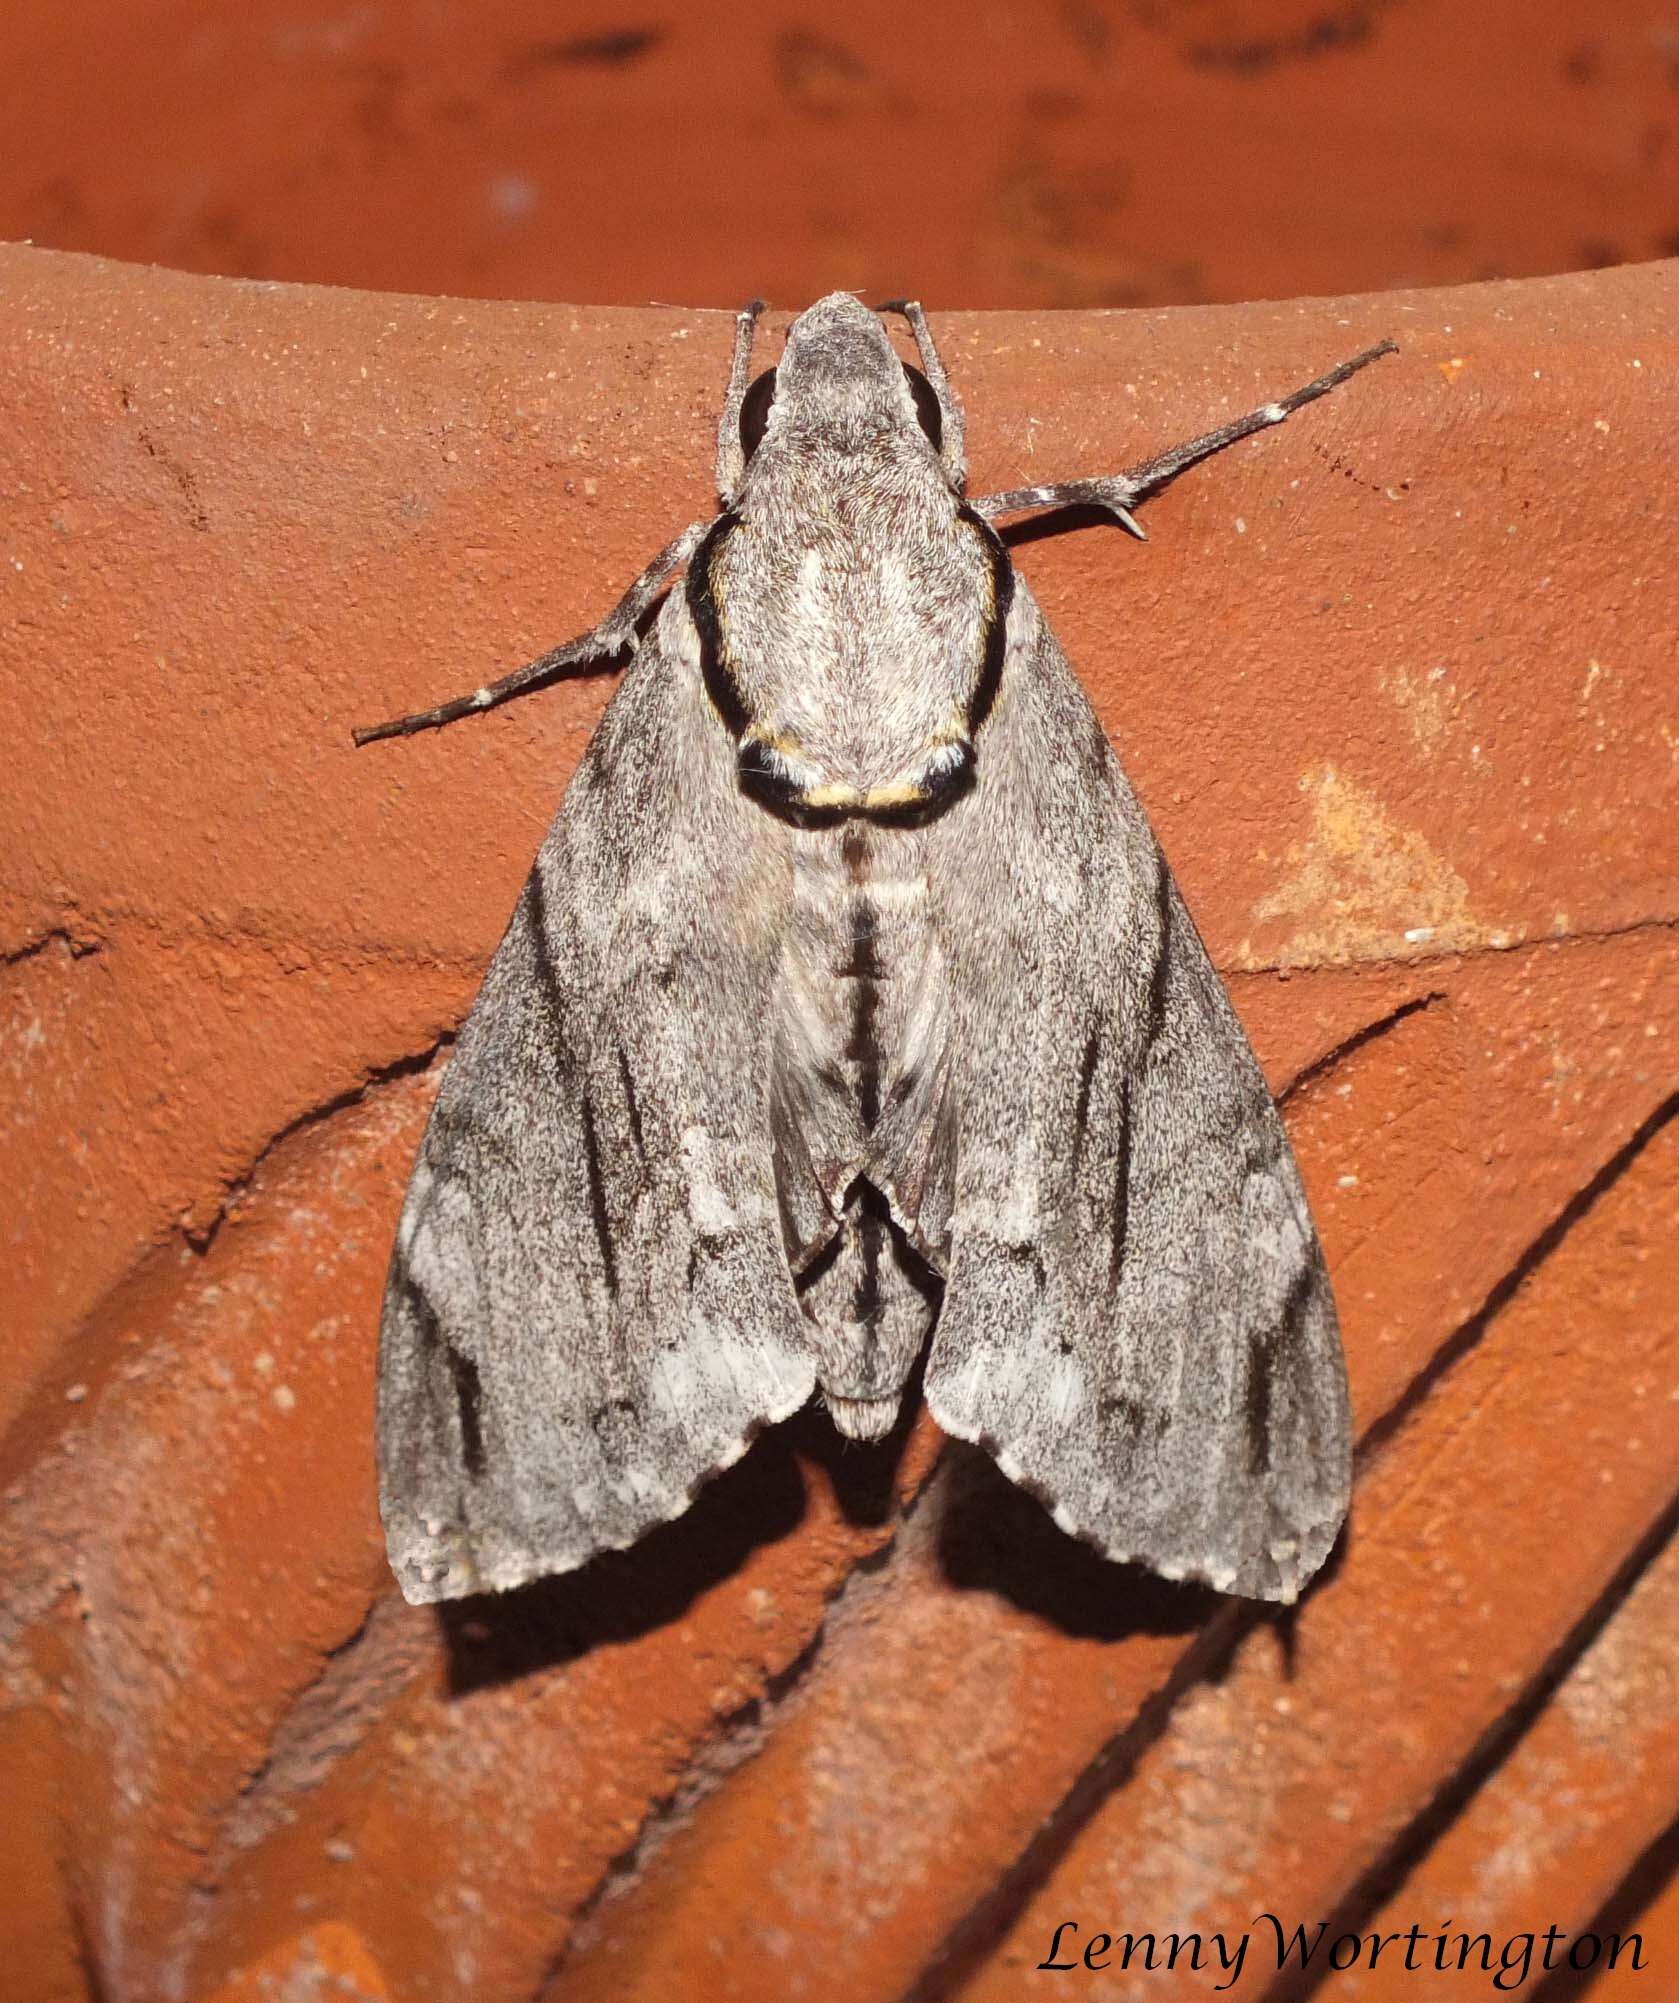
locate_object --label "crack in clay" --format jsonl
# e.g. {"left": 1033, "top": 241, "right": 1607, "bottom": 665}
{"left": 0, "top": 891, "right": 490, "bottom": 979}
{"left": 901, "top": 1599, "right": 1256, "bottom": 2003}
{"left": 0, "top": 1036, "right": 452, "bottom": 1499}
{"left": 156, "top": 1588, "right": 437, "bottom": 1998}
{"left": 1278, "top": 990, "right": 1445, "bottom": 1104}
{"left": 114, "top": 378, "right": 210, "bottom": 532}
{"left": 214, "top": 1594, "right": 426, "bottom": 1856}
{"left": 4, "top": 890, "right": 1673, "bottom": 991}
{"left": 68, "top": 1893, "right": 115, "bottom": 2003}
{"left": 1524, "top": 1809, "right": 1679, "bottom": 2003}
{"left": 1267, "top": 1495, "right": 1679, "bottom": 2003}
{"left": 539, "top": 1459, "right": 950, "bottom": 1998}
{"left": 898, "top": 1087, "right": 1679, "bottom": 2003}
{"left": 1229, "top": 910, "right": 1679, "bottom": 981}
{"left": 1177, "top": 1, "right": 1386, "bottom": 74}
{"left": 182, "top": 1034, "right": 453, "bottom": 1255}
{"left": 1, "top": 925, "right": 106, "bottom": 968}
{"left": 1355, "top": 1087, "right": 1679, "bottom": 1474}
{"left": 167, "top": 1595, "right": 435, "bottom": 1996}
{"left": 546, "top": 1620, "right": 834, "bottom": 1981}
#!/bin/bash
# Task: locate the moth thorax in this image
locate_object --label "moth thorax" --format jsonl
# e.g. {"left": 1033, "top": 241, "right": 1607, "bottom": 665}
{"left": 826, "top": 1390, "right": 903, "bottom": 1442}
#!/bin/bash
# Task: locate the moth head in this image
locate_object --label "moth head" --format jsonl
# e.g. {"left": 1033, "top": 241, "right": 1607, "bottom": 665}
{"left": 742, "top": 291, "right": 943, "bottom": 464}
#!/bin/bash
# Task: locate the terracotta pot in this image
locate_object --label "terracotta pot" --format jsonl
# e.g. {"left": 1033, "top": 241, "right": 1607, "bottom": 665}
{"left": 2, "top": 240, "right": 1676, "bottom": 2001}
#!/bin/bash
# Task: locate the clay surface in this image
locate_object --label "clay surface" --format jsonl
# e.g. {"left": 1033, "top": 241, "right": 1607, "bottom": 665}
{"left": 1, "top": 246, "right": 1676, "bottom": 1999}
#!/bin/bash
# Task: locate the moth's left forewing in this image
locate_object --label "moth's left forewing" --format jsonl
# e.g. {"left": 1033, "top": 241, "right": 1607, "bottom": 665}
{"left": 375, "top": 596, "right": 816, "bottom": 1604}
{"left": 923, "top": 585, "right": 1351, "bottom": 1603}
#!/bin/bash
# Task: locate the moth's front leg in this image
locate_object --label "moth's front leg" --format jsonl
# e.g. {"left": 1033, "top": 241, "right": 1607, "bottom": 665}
{"left": 969, "top": 339, "right": 1397, "bottom": 537}
{"left": 714, "top": 298, "right": 767, "bottom": 506}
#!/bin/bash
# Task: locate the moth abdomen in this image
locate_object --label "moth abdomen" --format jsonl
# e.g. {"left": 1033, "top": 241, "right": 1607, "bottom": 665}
{"left": 805, "top": 1181, "right": 939, "bottom": 1441}
{"left": 772, "top": 814, "right": 950, "bottom": 1432}
{"left": 825, "top": 1392, "right": 902, "bottom": 1442}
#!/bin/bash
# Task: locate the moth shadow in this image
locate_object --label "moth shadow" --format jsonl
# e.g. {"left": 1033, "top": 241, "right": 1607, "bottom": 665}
{"left": 998, "top": 505, "right": 1133, "bottom": 553}
{"left": 435, "top": 1383, "right": 922, "bottom": 1694}
{"left": 792, "top": 1350, "right": 928, "bottom": 1533}
{"left": 934, "top": 1442, "right": 1218, "bottom": 1643}
{"left": 437, "top": 1424, "right": 809, "bottom": 1695}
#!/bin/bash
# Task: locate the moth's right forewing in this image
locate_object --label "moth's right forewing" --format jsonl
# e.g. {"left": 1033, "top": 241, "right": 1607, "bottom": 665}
{"left": 376, "top": 593, "right": 815, "bottom": 1604}
{"left": 923, "top": 587, "right": 1351, "bottom": 1603}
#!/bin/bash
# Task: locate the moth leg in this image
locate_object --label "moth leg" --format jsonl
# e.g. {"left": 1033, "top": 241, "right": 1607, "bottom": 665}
{"left": 714, "top": 297, "right": 767, "bottom": 505}
{"left": 877, "top": 298, "right": 967, "bottom": 490}
{"left": 969, "top": 339, "right": 1397, "bottom": 535}
{"left": 352, "top": 521, "right": 710, "bottom": 745}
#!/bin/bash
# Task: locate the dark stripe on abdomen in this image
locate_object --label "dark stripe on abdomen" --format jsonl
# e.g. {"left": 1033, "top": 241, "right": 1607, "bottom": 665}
{"left": 840, "top": 887, "right": 884, "bottom": 1129}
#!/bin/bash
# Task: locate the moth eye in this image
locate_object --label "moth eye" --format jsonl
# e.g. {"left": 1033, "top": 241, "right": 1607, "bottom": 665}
{"left": 739, "top": 368, "right": 778, "bottom": 460}
{"left": 903, "top": 364, "right": 944, "bottom": 451}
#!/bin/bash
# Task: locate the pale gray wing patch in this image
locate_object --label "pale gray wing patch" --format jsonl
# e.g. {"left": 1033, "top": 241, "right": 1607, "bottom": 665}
{"left": 377, "top": 607, "right": 815, "bottom": 1605}
{"left": 923, "top": 589, "right": 1350, "bottom": 1603}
